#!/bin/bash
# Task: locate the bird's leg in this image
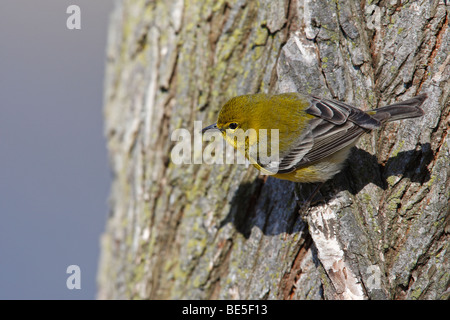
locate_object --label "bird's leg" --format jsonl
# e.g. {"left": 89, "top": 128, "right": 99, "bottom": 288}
{"left": 294, "top": 182, "right": 325, "bottom": 216}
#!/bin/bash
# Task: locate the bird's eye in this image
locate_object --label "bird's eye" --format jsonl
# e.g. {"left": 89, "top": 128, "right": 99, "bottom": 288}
{"left": 228, "top": 123, "right": 238, "bottom": 130}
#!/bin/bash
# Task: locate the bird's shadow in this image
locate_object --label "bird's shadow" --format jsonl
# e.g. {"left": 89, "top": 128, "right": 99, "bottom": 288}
{"left": 219, "top": 143, "right": 433, "bottom": 238}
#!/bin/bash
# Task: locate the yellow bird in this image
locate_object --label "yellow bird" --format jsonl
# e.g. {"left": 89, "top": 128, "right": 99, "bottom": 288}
{"left": 202, "top": 92, "right": 427, "bottom": 184}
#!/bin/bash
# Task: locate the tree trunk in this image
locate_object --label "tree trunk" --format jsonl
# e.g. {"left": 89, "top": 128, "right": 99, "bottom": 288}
{"left": 97, "top": 0, "right": 449, "bottom": 300}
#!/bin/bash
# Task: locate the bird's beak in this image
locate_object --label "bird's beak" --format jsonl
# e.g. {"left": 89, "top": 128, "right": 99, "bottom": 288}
{"left": 201, "top": 123, "right": 220, "bottom": 134}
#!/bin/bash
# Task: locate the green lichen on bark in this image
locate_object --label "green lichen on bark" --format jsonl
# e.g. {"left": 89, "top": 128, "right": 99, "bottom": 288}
{"left": 98, "top": 0, "right": 450, "bottom": 300}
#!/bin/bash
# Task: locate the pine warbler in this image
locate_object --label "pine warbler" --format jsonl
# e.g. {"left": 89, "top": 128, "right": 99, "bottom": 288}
{"left": 202, "top": 93, "right": 427, "bottom": 183}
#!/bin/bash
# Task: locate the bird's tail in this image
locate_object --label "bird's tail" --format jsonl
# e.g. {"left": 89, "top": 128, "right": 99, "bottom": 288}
{"left": 372, "top": 94, "right": 427, "bottom": 122}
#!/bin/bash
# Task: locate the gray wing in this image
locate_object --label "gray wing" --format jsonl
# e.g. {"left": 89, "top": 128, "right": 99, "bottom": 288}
{"left": 267, "top": 96, "right": 384, "bottom": 174}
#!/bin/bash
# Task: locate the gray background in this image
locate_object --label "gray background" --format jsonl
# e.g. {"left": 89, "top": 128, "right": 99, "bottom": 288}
{"left": 0, "top": 1, "right": 114, "bottom": 299}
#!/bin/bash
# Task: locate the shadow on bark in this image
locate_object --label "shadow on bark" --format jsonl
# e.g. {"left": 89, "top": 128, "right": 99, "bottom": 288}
{"left": 220, "top": 143, "right": 432, "bottom": 238}
{"left": 341, "top": 142, "right": 432, "bottom": 195}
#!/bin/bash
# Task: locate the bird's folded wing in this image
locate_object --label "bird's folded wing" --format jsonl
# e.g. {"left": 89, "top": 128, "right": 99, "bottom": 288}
{"left": 307, "top": 96, "right": 384, "bottom": 129}
{"left": 269, "top": 96, "right": 378, "bottom": 174}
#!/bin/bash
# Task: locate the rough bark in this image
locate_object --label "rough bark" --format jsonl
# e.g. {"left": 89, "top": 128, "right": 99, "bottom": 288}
{"left": 97, "top": 0, "right": 450, "bottom": 300}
